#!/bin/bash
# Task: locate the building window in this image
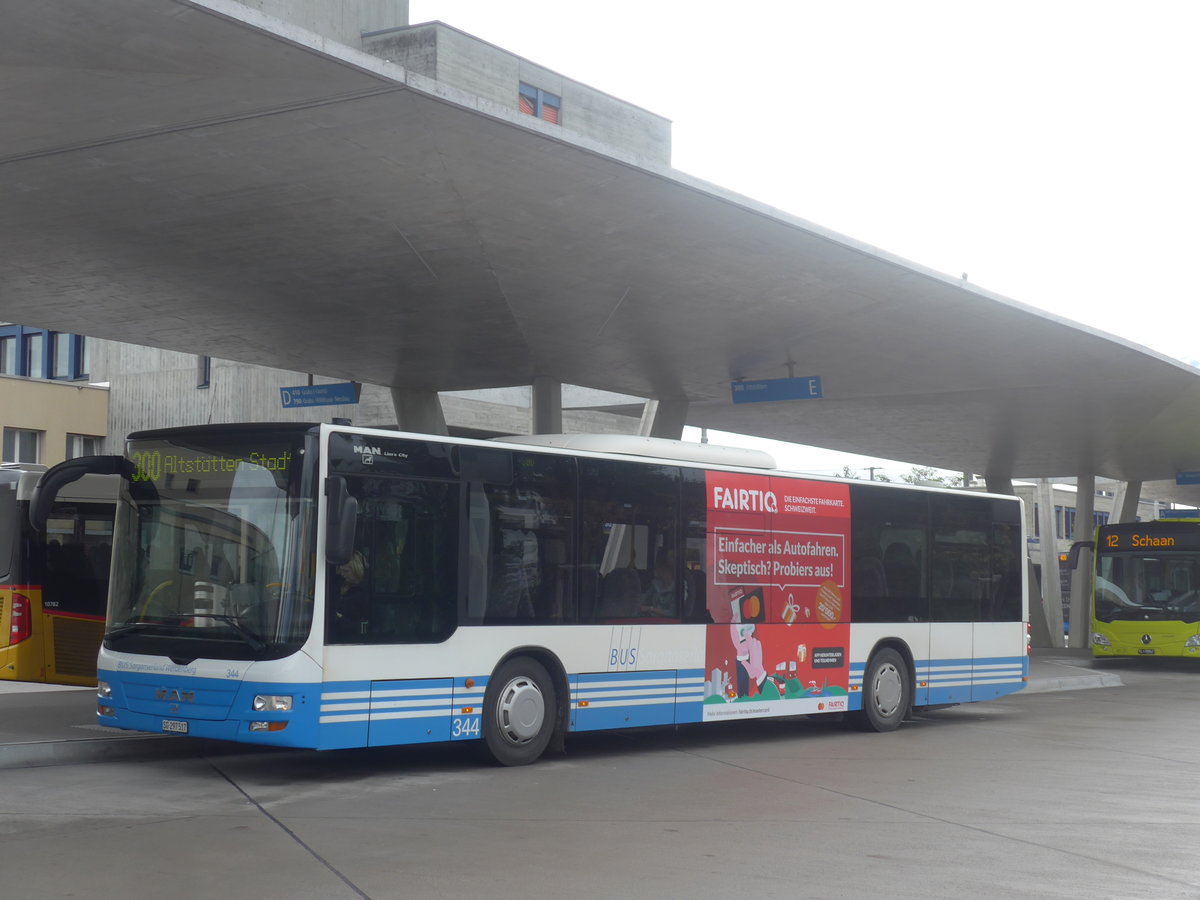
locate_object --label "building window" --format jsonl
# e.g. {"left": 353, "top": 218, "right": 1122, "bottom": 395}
{"left": 519, "top": 82, "right": 561, "bottom": 125}
{"left": 197, "top": 355, "right": 211, "bottom": 389}
{"left": 66, "top": 434, "right": 102, "bottom": 459}
{"left": 51, "top": 332, "right": 71, "bottom": 379}
{"left": 76, "top": 335, "right": 91, "bottom": 380}
{"left": 23, "top": 332, "right": 44, "bottom": 378}
{"left": 3, "top": 428, "right": 41, "bottom": 464}
{"left": 0, "top": 335, "right": 15, "bottom": 375}
{"left": 0, "top": 326, "right": 90, "bottom": 380}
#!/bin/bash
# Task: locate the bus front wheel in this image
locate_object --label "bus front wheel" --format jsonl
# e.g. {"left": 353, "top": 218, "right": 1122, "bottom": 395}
{"left": 479, "top": 657, "right": 556, "bottom": 766}
{"left": 855, "top": 647, "right": 910, "bottom": 733}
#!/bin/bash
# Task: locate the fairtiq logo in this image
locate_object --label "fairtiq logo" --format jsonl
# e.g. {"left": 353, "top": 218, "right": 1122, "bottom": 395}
{"left": 711, "top": 486, "right": 778, "bottom": 513}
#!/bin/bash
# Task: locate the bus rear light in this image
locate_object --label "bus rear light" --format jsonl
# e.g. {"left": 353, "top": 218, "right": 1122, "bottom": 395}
{"left": 249, "top": 721, "right": 288, "bottom": 733}
{"left": 9, "top": 592, "right": 31, "bottom": 644}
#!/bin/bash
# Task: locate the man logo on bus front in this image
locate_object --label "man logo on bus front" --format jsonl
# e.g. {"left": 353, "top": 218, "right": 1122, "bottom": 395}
{"left": 155, "top": 688, "right": 195, "bottom": 703}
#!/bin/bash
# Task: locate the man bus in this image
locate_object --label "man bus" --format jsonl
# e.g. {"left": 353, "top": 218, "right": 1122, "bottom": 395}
{"left": 32, "top": 423, "right": 1028, "bottom": 764}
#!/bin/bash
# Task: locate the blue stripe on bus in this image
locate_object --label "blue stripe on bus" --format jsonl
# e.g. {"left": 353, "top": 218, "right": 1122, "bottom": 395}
{"left": 318, "top": 676, "right": 491, "bottom": 749}
{"left": 100, "top": 655, "right": 1024, "bottom": 751}
{"left": 849, "top": 655, "right": 1027, "bottom": 707}
{"left": 570, "top": 669, "right": 705, "bottom": 732}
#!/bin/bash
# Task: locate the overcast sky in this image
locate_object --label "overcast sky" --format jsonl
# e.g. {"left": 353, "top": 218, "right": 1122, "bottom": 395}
{"left": 409, "top": 2, "right": 1200, "bottom": 476}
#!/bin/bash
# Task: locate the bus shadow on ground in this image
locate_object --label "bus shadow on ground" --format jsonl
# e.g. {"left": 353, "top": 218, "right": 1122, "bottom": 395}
{"left": 1089, "top": 655, "right": 1200, "bottom": 674}
{"left": 207, "top": 708, "right": 1004, "bottom": 784}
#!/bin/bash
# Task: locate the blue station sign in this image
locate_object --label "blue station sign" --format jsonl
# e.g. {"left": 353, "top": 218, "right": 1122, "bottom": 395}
{"left": 280, "top": 382, "right": 360, "bottom": 408}
{"left": 731, "top": 376, "right": 823, "bottom": 404}
{"left": 1176, "top": 471, "right": 1200, "bottom": 485}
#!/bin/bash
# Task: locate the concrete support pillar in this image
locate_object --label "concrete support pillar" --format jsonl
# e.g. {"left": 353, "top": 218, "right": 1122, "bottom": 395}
{"left": 1035, "top": 478, "right": 1065, "bottom": 647}
{"left": 531, "top": 376, "right": 562, "bottom": 435}
{"left": 1109, "top": 480, "right": 1142, "bottom": 524}
{"left": 637, "top": 397, "right": 689, "bottom": 439}
{"left": 1027, "top": 558, "right": 1054, "bottom": 649}
{"left": 390, "top": 386, "right": 447, "bottom": 435}
{"left": 985, "top": 475, "right": 1015, "bottom": 495}
{"left": 1067, "top": 474, "right": 1096, "bottom": 649}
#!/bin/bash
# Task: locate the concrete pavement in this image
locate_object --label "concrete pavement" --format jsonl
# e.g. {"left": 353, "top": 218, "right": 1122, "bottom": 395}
{"left": 0, "top": 648, "right": 1120, "bottom": 769}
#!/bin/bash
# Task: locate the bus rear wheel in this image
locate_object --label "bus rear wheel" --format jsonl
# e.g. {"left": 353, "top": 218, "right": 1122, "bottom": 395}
{"left": 479, "top": 657, "right": 556, "bottom": 766}
{"left": 855, "top": 647, "right": 910, "bottom": 732}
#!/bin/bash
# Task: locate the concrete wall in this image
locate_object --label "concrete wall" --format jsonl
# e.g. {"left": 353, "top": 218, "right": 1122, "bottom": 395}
{"left": 0, "top": 376, "right": 108, "bottom": 467}
{"left": 234, "top": 0, "right": 409, "bottom": 47}
{"left": 93, "top": 342, "right": 385, "bottom": 451}
{"left": 365, "top": 23, "right": 672, "bottom": 165}
{"left": 90, "top": 339, "right": 640, "bottom": 449}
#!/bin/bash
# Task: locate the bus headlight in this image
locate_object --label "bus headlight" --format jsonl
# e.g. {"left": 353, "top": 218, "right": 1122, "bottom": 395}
{"left": 252, "top": 694, "right": 293, "bottom": 712}
{"left": 1185, "top": 635, "right": 1200, "bottom": 648}
{"left": 1091, "top": 633, "right": 1112, "bottom": 647}
{"left": 97, "top": 681, "right": 112, "bottom": 699}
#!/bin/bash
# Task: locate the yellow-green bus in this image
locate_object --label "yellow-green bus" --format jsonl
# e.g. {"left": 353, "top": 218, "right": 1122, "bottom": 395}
{"left": 1088, "top": 519, "right": 1200, "bottom": 658}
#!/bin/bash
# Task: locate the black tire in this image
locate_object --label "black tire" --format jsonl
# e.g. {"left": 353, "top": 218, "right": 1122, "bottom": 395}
{"left": 479, "top": 657, "right": 556, "bottom": 766}
{"left": 855, "top": 647, "right": 910, "bottom": 732}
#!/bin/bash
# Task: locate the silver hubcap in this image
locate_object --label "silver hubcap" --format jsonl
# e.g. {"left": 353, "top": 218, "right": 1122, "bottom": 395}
{"left": 871, "top": 662, "right": 903, "bottom": 717}
{"left": 497, "top": 675, "right": 545, "bottom": 744}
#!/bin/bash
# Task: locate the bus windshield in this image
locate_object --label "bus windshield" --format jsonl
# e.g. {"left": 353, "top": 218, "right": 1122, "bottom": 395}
{"left": 106, "top": 433, "right": 316, "bottom": 661}
{"left": 1096, "top": 551, "right": 1200, "bottom": 623}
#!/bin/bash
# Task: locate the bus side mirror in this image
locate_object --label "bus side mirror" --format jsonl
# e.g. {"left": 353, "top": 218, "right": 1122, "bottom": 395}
{"left": 29, "top": 455, "right": 134, "bottom": 532}
{"left": 325, "top": 476, "right": 358, "bottom": 566}
{"left": 1065, "top": 540, "right": 1094, "bottom": 569}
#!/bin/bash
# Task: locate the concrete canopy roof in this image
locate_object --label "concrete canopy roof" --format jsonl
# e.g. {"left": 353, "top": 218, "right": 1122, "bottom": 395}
{"left": 5, "top": 0, "right": 1200, "bottom": 485}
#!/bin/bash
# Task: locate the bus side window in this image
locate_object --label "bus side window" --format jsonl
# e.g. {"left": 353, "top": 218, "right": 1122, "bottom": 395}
{"left": 579, "top": 459, "right": 680, "bottom": 623}
{"left": 849, "top": 484, "right": 929, "bottom": 623}
{"left": 329, "top": 477, "right": 458, "bottom": 644}
{"left": 464, "top": 449, "right": 574, "bottom": 626}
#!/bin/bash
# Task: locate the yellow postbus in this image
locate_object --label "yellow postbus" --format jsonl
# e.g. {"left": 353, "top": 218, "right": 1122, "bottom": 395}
{"left": 0, "top": 463, "right": 116, "bottom": 685}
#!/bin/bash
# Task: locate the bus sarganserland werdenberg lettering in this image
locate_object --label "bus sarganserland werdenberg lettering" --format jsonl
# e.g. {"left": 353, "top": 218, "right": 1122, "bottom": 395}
{"left": 31, "top": 423, "right": 1029, "bottom": 765}
{"left": 1, "top": 463, "right": 117, "bottom": 686}
{"left": 1088, "top": 519, "right": 1200, "bottom": 658}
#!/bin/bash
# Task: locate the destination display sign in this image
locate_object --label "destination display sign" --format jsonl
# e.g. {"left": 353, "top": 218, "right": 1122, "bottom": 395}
{"left": 731, "top": 376, "right": 822, "bottom": 404}
{"left": 1100, "top": 524, "right": 1200, "bottom": 553}
{"left": 280, "top": 382, "right": 360, "bottom": 408}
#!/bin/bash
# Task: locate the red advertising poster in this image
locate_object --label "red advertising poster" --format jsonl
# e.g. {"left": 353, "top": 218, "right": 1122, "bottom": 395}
{"left": 702, "top": 471, "right": 852, "bottom": 721}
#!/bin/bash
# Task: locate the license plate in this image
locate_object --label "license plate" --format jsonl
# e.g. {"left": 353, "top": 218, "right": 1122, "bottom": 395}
{"left": 162, "top": 719, "right": 189, "bottom": 734}
{"left": 1137, "top": 648, "right": 1156, "bottom": 655}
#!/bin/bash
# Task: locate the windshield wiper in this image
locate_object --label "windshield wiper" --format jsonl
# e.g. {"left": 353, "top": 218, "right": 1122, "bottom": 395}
{"left": 163, "top": 614, "right": 269, "bottom": 652}
{"left": 106, "top": 621, "right": 156, "bottom": 639}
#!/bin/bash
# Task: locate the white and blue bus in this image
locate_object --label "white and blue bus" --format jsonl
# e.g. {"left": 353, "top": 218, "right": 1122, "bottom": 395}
{"left": 32, "top": 423, "right": 1028, "bottom": 765}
